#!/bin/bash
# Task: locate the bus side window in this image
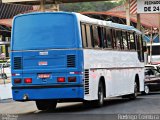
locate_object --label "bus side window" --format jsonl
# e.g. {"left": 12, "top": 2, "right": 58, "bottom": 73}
{"left": 122, "top": 31, "right": 128, "bottom": 50}
{"left": 135, "top": 34, "right": 144, "bottom": 62}
{"left": 111, "top": 29, "right": 117, "bottom": 49}
{"left": 116, "top": 30, "right": 122, "bottom": 50}
{"left": 139, "top": 35, "right": 144, "bottom": 62}
{"left": 81, "top": 24, "right": 87, "bottom": 48}
{"left": 106, "top": 28, "right": 112, "bottom": 48}
{"left": 86, "top": 25, "right": 92, "bottom": 48}
{"left": 92, "top": 26, "right": 100, "bottom": 48}
{"left": 130, "top": 33, "right": 136, "bottom": 50}
{"left": 102, "top": 27, "right": 106, "bottom": 48}
{"left": 135, "top": 34, "right": 139, "bottom": 51}
{"left": 98, "top": 26, "right": 104, "bottom": 48}
{"left": 127, "top": 32, "right": 131, "bottom": 50}
{"left": 103, "top": 28, "right": 107, "bottom": 48}
{"left": 90, "top": 25, "right": 94, "bottom": 48}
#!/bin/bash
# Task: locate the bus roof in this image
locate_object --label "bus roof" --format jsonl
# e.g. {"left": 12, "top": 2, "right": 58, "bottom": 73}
{"left": 75, "top": 12, "right": 142, "bottom": 34}
{"left": 13, "top": 11, "right": 142, "bottom": 34}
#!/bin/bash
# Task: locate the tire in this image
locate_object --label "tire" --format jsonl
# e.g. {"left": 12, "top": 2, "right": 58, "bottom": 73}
{"left": 141, "top": 85, "right": 149, "bottom": 95}
{"left": 129, "top": 82, "right": 138, "bottom": 100}
{"left": 95, "top": 82, "right": 104, "bottom": 107}
{"left": 36, "top": 100, "right": 57, "bottom": 111}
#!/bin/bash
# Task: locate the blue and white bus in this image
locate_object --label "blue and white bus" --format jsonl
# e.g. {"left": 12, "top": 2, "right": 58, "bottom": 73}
{"left": 11, "top": 12, "right": 145, "bottom": 110}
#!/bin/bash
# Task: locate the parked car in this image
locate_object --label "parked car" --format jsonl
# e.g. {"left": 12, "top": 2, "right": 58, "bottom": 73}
{"left": 142, "top": 65, "right": 160, "bottom": 94}
{"left": 0, "top": 60, "right": 11, "bottom": 79}
{"left": 145, "top": 64, "right": 160, "bottom": 72}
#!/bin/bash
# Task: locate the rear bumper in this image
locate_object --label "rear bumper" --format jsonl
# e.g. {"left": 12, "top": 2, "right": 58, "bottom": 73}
{"left": 12, "top": 84, "right": 84, "bottom": 101}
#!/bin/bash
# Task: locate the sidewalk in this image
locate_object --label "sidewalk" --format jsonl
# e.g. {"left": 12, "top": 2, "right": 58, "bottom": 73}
{"left": 0, "top": 78, "right": 11, "bottom": 84}
{"left": 0, "top": 81, "right": 12, "bottom": 100}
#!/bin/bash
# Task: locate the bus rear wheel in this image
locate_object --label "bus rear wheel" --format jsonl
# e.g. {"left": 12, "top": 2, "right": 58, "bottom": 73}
{"left": 95, "top": 82, "right": 104, "bottom": 107}
{"left": 36, "top": 100, "right": 57, "bottom": 111}
{"left": 129, "top": 82, "right": 138, "bottom": 100}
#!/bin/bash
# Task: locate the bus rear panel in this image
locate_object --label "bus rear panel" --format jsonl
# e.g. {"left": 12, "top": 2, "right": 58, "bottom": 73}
{"left": 11, "top": 12, "right": 84, "bottom": 101}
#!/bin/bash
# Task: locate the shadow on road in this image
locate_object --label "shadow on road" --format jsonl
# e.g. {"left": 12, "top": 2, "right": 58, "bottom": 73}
{"left": 14, "top": 94, "right": 160, "bottom": 120}
{"left": 140, "top": 91, "right": 160, "bottom": 97}
{"left": 34, "top": 97, "right": 143, "bottom": 114}
{"left": 148, "top": 91, "right": 160, "bottom": 95}
{"left": 0, "top": 98, "right": 13, "bottom": 103}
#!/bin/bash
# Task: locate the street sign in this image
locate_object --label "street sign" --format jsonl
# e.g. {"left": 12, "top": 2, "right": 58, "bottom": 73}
{"left": 137, "top": 0, "right": 160, "bottom": 13}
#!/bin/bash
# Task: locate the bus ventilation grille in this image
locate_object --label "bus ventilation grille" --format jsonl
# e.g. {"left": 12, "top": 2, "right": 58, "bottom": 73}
{"left": 84, "top": 69, "right": 89, "bottom": 94}
{"left": 67, "top": 55, "right": 75, "bottom": 67}
{"left": 14, "top": 57, "right": 22, "bottom": 69}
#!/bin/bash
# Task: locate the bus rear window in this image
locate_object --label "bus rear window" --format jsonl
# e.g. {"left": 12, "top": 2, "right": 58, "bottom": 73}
{"left": 12, "top": 13, "right": 78, "bottom": 50}
{"left": 147, "top": 46, "right": 160, "bottom": 55}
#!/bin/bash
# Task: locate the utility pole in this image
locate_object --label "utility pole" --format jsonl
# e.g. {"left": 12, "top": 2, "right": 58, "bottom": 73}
{"left": 40, "top": 0, "right": 45, "bottom": 12}
{"left": 40, "top": 0, "right": 60, "bottom": 12}
{"left": 149, "top": 27, "right": 153, "bottom": 64}
{"left": 136, "top": 14, "right": 141, "bottom": 30}
{"left": 51, "top": 1, "right": 59, "bottom": 11}
{"left": 125, "top": 0, "right": 130, "bottom": 26}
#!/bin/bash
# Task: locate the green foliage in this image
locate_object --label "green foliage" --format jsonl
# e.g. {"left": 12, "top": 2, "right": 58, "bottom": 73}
{"left": 117, "top": 0, "right": 126, "bottom": 5}
{"left": 60, "top": 0, "right": 125, "bottom": 12}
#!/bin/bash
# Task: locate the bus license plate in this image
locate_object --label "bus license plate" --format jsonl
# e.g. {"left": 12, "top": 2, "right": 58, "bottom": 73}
{"left": 38, "top": 74, "right": 50, "bottom": 79}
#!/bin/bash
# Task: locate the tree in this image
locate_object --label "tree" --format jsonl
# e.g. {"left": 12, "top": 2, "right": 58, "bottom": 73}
{"left": 60, "top": 0, "right": 125, "bottom": 12}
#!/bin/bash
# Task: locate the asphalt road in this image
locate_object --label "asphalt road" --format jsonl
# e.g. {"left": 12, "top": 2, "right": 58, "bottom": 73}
{"left": 1, "top": 92, "right": 160, "bottom": 120}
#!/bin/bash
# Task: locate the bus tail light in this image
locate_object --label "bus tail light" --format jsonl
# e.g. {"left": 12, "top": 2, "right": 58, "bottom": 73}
{"left": 24, "top": 78, "right": 32, "bottom": 83}
{"left": 57, "top": 77, "right": 65, "bottom": 82}
{"left": 14, "top": 78, "right": 21, "bottom": 84}
{"left": 68, "top": 77, "right": 76, "bottom": 82}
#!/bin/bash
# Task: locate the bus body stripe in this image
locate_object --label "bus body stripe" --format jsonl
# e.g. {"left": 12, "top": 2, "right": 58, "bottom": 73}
{"left": 90, "top": 67, "right": 143, "bottom": 70}
{"left": 12, "top": 84, "right": 83, "bottom": 89}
